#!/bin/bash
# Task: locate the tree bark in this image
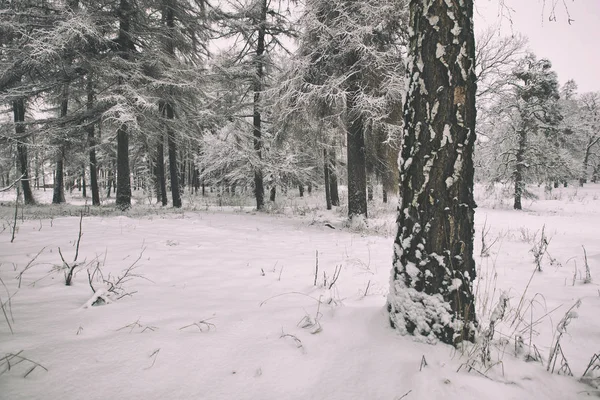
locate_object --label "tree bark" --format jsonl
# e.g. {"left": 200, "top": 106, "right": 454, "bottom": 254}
{"left": 115, "top": 0, "right": 133, "bottom": 210}
{"left": 13, "top": 98, "right": 35, "bottom": 204}
{"left": 513, "top": 128, "right": 526, "bottom": 210}
{"left": 165, "top": 104, "right": 181, "bottom": 208}
{"left": 53, "top": 84, "right": 69, "bottom": 204}
{"left": 156, "top": 136, "right": 168, "bottom": 205}
{"left": 87, "top": 76, "right": 100, "bottom": 206}
{"left": 346, "top": 90, "right": 368, "bottom": 219}
{"left": 252, "top": 0, "right": 267, "bottom": 211}
{"left": 324, "top": 148, "right": 332, "bottom": 210}
{"left": 329, "top": 148, "right": 340, "bottom": 206}
{"left": 388, "top": 0, "right": 478, "bottom": 345}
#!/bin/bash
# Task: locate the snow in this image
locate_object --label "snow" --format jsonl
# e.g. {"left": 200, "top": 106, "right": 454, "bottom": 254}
{"left": 1, "top": 184, "right": 600, "bottom": 399}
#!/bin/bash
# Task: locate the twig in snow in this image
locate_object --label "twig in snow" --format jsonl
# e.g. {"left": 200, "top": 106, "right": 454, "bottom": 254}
{"left": 0, "top": 350, "right": 48, "bottom": 378}
{"left": 280, "top": 329, "right": 304, "bottom": 350}
{"left": 582, "top": 246, "right": 592, "bottom": 284}
{"left": 16, "top": 247, "right": 46, "bottom": 288}
{"left": 396, "top": 390, "right": 412, "bottom": 400}
{"left": 145, "top": 349, "right": 161, "bottom": 369}
{"left": 419, "top": 355, "right": 428, "bottom": 371}
{"left": 179, "top": 318, "right": 216, "bottom": 332}
{"left": 0, "top": 276, "right": 16, "bottom": 334}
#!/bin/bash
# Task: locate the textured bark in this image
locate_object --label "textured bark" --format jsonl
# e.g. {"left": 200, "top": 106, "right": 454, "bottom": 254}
{"left": 329, "top": 149, "right": 340, "bottom": 206}
{"left": 115, "top": 0, "right": 133, "bottom": 210}
{"left": 388, "top": 0, "right": 478, "bottom": 345}
{"left": 13, "top": 98, "right": 35, "bottom": 204}
{"left": 87, "top": 76, "right": 100, "bottom": 206}
{"left": 324, "top": 149, "right": 332, "bottom": 210}
{"left": 346, "top": 90, "right": 368, "bottom": 218}
{"left": 252, "top": 0, "right": 267, "bottom": 211}
{"left": 513, "top": 129, "right": 526, "bottom": 210}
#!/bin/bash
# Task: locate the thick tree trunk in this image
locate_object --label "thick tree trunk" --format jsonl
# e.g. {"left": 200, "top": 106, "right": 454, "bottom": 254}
{"left": 324, "top": 148, "right": 332, "bottom": 210}
{"left": 270, "top": 186, "right": 276, "bottom": 202}
{"left": 513, "top": 128, "right": 526, "bottom": 210}
{"left": 115, "top": 0, "right": 133, "bottom": 210}
{"left": 346, "top": 90, "right": 368, "bottom": 219}
{"left": 388, "top": 0, "right": 478, "bottom": 345}
{"left": 252, "top": 0, "right": 267, "bottom": 211}
{"left": 329, "top": 149, "right": 340, "bottom": 206}
{"left": 13, "top": 98, "right": 35, "bottom": 204}
{"left": 299, "top": 184, "right": 304, "bottom": 197}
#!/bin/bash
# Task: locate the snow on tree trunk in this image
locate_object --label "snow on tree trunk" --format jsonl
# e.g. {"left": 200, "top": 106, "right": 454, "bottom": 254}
{"left": 388, "top": 0, "right": 477, "bottom": 345}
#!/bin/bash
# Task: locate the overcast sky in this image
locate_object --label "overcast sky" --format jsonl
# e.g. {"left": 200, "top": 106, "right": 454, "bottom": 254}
{"left": 473, "top": 0, "right": 600, "bottom": 93}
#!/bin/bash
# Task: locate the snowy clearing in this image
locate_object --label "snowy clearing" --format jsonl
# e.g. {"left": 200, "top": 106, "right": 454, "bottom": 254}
{"left": 1, "top": 185, "right": 599, "bottom": 400}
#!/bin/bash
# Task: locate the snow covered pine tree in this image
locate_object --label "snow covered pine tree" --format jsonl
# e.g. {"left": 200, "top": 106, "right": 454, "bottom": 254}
{"left": 388, "top": 0, "right": 478, "bottom": 345}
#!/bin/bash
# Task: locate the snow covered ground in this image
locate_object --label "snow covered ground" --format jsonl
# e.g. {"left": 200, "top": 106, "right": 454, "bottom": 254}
{"left": 0, "top": 184, "right": 599, "bottom": 399}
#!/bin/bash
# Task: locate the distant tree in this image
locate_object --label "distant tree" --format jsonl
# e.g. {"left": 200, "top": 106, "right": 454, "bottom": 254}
{"left": 280, "top": 0, "right": 406, "bottom": 218}
{"left": 388, "top": 0, "right": 478, "bottom": 345}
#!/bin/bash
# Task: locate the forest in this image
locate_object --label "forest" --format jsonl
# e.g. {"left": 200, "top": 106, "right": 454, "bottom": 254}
{"left": 1, "top": 1, "right": 597, "bottom": 215}
{"left": 1, "top": 1, "right": 599, "bottom": 399}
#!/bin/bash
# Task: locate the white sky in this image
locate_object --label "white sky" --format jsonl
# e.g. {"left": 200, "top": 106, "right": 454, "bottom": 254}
{"left": 474, "top": 0, "right": 600, "bottom": 93}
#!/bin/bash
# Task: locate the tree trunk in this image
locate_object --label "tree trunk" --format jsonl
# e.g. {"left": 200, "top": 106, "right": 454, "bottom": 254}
{"left": 53, "top": 84, "right": 69, "bottom": 204}
{"left": 367, "top": 175, "right": 374, "bottom": 201}
{"left": 13, "top": 98, "right": 35, "bottom": 205}
{"left": 324, "top": 148, "right": 332, "bottom": 210}
{"left": 299, "top": 184, "right": 304, "bottom": 197}
{"left": 156, "top": 136, "right": 168, "bottom": 206}
{"left": 329, "top": 149, "right": 340, "bottom": 206}
{"left": 52, "top": 147, "right": 66, "bottom": 204}
{"left": 87, "top": 75, "right": 100, "bottom": 206}
{"left": 513, "top": 128, "right": 526, "bottom": 210}
{"left": 82, "top": 165, "right": 87, "bottom": 198}
{"left": 580, "top": 137, "right": 597, "bottom": 186}
{"left": 165, "top": 104, "right": 181, "bottom": 208}
{"left": 346, "top": 90, "right": 368, "bottom": 219}
{"left": 270, "top": 186, "right": 276, "bottom": 202}
{"left": 252, "top": 0, "right": 267, "bottom": 211}
{"left": 115, "top": 0, "right": 133, "bottom": 210}
{"left": 388, "top": 0, "right": 478, "bottom": 345}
